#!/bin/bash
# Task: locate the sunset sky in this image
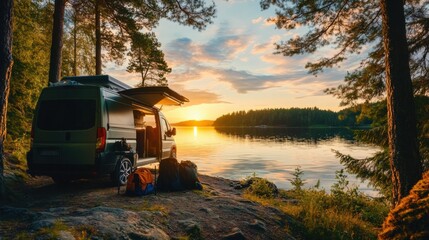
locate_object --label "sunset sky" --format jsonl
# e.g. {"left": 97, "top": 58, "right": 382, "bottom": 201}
{"left": 106, "top": 0, "right": 365, "bottom": 123}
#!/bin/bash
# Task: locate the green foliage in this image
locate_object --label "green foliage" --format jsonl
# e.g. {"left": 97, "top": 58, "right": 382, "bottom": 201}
{"left": 334, "top": 150, "right": 392, "bottom": 199}
{"left": 245, "top": 171, "right": 388, "bottom": 240}
{"left": 13, "top": 220, "right": 97, "bottom": 239}
{"left": 335, "top": 96, "right": 429, "bottom": 200}
{"left": 242, "top": 174, "right": 278, "bottom": 199}
{"left": 330, "top": 169, "right": 356, "bottom": 196}
{"left": 127, "top": 32, "right": 171, "bottom": 87}
{"left": 59, "top": 0, "right": 216, "bottom": 74}
{"left": 213, "top": 107, "right": 364, "bottom": 127}
{"left": 62, "top": 1, "right": 95, "bottom": 76}
{"left": 4, "top": 137, "right": 30, "bottom": 179}
{"left": 261, "top": 0, "right": 429, "bottom": 105}
{"left": 8, "top": 0, "right": 51, "bottom": 139}
{"left": 289, "top": 166, "right": 305, "bottom": 191}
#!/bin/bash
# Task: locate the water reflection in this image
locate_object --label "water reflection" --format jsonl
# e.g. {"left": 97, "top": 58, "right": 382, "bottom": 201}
{"left": 214, "top": 127, "right": 355, "bottom": 144}
{"left": 174, "top": 126, "right": 379, "bottom": 195}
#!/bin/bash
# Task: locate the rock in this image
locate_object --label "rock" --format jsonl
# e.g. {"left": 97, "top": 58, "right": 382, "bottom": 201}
{"left": 241, "top": 177, "right": 279, "bottom": 197}
{"left": 178, "top": 219, "right": 202, "bottom": 239}
{"left": 0, "top": 206, "right": 38, "bottom": 220}
{"left": 209, "top": 190, "right": 219, "bottom": 196}
{"left": 30, "top": 219, "right": 58, "bottom": 231}
{"left": 222, "top": 227, "right": 246, "bottom": 240}
{"left": 247, "top": 219, "right": 266, "bottom": 231}
{"left": 28, "top": 206, "right": 169, "bottom": 240}
{"left": 178, "top": 219, "right": 199, "bottom": 232}
{"left": 379, "top": 171, "right": 429, "bottom": 239}
{"left": 199, "top": 207, "right": 213, "bottom": 214}
{"left": 57, "top": 231, "right": 75, "bottom": 240}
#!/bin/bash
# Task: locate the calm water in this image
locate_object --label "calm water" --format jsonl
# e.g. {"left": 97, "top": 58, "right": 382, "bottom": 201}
{"left": 174, "top": 126, "right": 380, "bottom": 195}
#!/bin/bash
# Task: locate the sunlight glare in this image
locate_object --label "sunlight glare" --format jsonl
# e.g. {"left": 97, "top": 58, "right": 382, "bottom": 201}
{"left": 192, "top": 112, "right": 201, "bottom": 121}
{"left": 193, "top": 126, "right": 198, "bottom": 138}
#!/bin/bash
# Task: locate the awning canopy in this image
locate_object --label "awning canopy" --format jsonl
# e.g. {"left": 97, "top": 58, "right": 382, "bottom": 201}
{"left": 119, "top": 87, "right": 189, "bottom": 106}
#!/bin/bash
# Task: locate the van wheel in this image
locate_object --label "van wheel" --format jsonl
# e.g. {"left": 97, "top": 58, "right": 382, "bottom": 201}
{"left": 114, "top": 158, "right": 132, "bottom": 186}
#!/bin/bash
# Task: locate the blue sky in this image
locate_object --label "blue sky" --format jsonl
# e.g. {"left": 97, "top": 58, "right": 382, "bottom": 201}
{"left": 106, "top": 0, "right": 362, "bottom": 123}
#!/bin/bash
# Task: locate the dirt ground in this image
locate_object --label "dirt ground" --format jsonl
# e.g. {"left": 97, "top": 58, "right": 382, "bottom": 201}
{"left": 0, "top": 173, "right": 296, "bottom": 239}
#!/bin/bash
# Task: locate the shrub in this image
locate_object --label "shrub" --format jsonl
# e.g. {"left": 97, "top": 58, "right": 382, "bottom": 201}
{"left": 243, "top": 169, "right": 389, "bottom": 240}
{"left": 242, "top": 176, "right": 278, "bottom": 198}
{"left": 289, "top": 166, "right": 306, "bottom": 191}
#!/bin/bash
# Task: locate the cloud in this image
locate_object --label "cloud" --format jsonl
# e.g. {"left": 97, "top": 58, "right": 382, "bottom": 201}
{"left": 162, "top": 24, "right": 349, "bottom": 96}
{"left": 252, "top": 17, "right": 263, "bottom": 24}
{"left": 170, "top": 84, "right": 229, "bottom": 106}
{"left": 252, "top": 43, "right": 273, "bottom": 54}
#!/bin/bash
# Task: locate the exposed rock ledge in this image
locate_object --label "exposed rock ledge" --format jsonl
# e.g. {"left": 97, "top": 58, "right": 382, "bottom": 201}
{"left": 0, "top": 175, "right": 296, "bottom": 239}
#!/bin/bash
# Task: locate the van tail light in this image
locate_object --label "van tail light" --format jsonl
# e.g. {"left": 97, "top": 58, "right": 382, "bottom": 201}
{"left": 96, "top": 127, "right": 106, "bottom": 152}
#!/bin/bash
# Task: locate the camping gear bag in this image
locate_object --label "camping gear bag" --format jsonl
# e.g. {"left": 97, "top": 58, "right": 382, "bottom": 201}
{"left": 126, "top": 168, "right": 155, "bottom": 196}
{"left": 157, "top": 158, "right": 183, "bottom": 191}
{"left": 179, "top": 160, "right": 203, "bottom": 190}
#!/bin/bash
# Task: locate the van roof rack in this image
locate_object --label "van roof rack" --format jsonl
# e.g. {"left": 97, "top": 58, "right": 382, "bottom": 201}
{"left": 61, "top": 75, "right": 132, "bottom": 92}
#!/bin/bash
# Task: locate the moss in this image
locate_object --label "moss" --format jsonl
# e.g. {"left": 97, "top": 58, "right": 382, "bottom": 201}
{"left": 122, "top": 200, "right": 169, "bottom": 214}
{"left": 379, "top": 171, "right": 429, "bottom": 240}
{"left": 35, "top": 220, "right": 70, "bottom": 239}
{"left": 241, "top": 177, "right": 278, "bottom": 198}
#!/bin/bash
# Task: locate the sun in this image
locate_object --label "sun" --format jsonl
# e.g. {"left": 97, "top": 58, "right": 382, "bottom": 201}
{"left": 192, "top": 112, "right": 202, "bottom": 121}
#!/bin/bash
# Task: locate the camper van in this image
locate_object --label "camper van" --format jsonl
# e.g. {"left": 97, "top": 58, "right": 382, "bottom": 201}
{"left": 26, "top": 75, "right": 188, "bottom": 185}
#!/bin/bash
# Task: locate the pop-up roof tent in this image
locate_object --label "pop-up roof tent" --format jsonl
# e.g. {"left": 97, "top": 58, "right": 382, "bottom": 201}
{"left": 62, "top": 75, "right": 189, "bottom": 106}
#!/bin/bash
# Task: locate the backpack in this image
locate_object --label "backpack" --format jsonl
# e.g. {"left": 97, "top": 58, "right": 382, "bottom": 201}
{"left": 126, "top": 168, "right": 155, "bottom": 196}
{"left": 179, "top": 160, "right": 203, "bottom": 190}
{"left": 156, "top": 158, "right": 183, "bottom": 191}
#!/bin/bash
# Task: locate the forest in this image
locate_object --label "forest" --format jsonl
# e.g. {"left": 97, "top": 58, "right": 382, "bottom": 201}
{"left": 213, "top": 106, "right": 372, "bottom": 127}
{"left": 1, "top": 0, "right": 429, "bottom": 238}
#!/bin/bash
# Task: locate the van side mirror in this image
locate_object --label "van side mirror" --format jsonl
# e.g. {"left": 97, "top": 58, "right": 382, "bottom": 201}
{"left": 170, "top": 128, "right": 176, "bottom": 136}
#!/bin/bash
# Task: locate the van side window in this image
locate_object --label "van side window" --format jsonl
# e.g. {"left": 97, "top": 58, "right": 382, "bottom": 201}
{"left": 106, "top": 99, "right": 134, "bottom": 128}
{"left": 133, "top": 110, "right": 145, "bottom": 128}
{"left": 37, "top": 99, "right": 95, "bottom": 130}
{"left": 160, "top": 118, "right": 170, "bottom": 135}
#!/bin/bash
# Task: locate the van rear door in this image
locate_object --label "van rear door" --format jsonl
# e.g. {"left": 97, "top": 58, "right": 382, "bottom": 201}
{"left": 119, "top": 86, "right": 189, "bottom": 106}
{"left": 32, "top": 87, "right": 100, "bottom": 168}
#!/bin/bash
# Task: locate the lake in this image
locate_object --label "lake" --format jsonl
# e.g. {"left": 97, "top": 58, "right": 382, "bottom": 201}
{"left": 173, "top": 126, "right": 381, "bottom": 195}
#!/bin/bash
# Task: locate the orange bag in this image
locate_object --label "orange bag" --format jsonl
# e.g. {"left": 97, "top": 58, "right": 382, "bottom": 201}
{"left": 126, "top": 168, "right": 154, "bottom": 196}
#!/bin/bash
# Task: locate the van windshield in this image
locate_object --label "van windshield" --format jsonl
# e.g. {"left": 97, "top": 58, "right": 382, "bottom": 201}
{"left": 37, "top": 99, "right": 96, "bottom": 130}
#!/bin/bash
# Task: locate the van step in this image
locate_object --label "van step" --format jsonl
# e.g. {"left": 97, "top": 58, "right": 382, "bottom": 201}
{"left": 136, "top": 157, "right": 157, "bottom": 166}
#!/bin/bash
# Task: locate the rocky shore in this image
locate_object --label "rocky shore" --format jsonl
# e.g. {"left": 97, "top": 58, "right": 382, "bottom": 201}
{"left": 0, "top": 175, "right": 296, "bottom": 239}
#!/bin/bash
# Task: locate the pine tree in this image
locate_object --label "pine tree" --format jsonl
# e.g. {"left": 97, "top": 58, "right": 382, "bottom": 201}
{"left": 0, "top": 0, "right": 13, "bottom": 200}
{"left": 260, "top": 0, "right": 423, "bottom": 205}
{"left": 127, "top": 32, "right": 171, "bottom": 87}
{"left": 48, "top": 0, "right": 66, "bottom": 83}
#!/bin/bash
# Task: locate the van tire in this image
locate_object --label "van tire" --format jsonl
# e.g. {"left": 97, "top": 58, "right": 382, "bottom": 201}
{"left": 113, "top": 158, "right": 132, "bottom": 186}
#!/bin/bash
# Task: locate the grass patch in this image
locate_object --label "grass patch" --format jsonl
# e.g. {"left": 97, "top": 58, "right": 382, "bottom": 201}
{"left": 4, "top": 137, "right": 30, "bottom": 180}
{"left": 243, "top": 171, "right": 389, "bottom": 240}
{"left": 12, "top": 220, "right": 98, "bottom": 240}
{"left": 35, "top": 220, "right": 70, "bottom": 239}
{"left": 122, "top": 200, "right": 169, "bottom": 214}
{"left": 193, "top": 184, "right": 217, "bottom": 198}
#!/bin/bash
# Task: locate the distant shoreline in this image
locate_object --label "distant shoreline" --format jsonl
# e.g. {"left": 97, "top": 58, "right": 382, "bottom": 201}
{"left": 172, "top": 123, "right": 372, "bottom": 129}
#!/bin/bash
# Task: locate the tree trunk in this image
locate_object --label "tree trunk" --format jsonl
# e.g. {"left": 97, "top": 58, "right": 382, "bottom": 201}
{"left": 380, "top": 0, "right": 423, "bottom": 206}
{"left": 0, "top": 0, "right": 13, "bottom": 200}
{"left": 73, "top": 8, "right": 78, "bottom": 76}
{"left": 48, "top": 0, "right": 66, "bottom": 83}
{"left": 95, "top": 0, "right": 102, "bottom": 75}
